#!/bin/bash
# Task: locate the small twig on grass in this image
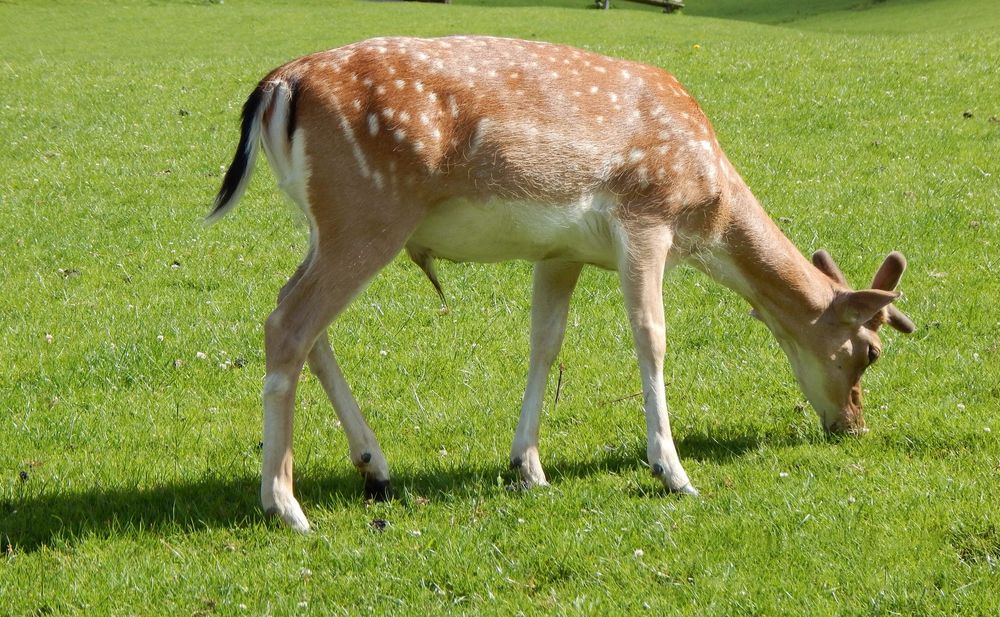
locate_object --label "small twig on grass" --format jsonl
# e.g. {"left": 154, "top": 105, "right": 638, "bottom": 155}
{"left": 553, "top": 363, "right": 565, "bottom": 407}
{"left": 604, "top": 392, "right": 643, "bottom": 406}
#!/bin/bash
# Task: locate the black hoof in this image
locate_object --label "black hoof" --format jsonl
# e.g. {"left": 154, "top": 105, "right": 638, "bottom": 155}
{"left": 363, "top": 475, "right": 392, "bottom": 502}
{"left": 509, "top": 457, "right": 523, "bottom": 470}
{"left": 651, "top": 463, "right": 665, "bottom": 476}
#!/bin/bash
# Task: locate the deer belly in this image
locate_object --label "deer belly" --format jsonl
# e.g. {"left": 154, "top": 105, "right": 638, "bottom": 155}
{"left": 408, "top": 193, "right": 620, "bottom": 269}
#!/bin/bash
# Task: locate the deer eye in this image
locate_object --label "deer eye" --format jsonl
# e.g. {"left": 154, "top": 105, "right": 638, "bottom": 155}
{"left": 867, "top": 345, "right": 881, "bottom": 365}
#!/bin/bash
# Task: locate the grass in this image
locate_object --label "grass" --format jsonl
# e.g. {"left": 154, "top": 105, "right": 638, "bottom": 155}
{"left": 1, "top": 0, "right": 998, "bottom": 613}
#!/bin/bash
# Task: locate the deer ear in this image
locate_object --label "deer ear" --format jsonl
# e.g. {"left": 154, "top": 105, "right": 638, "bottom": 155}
{"left": 812, "top": 250, "right": 848, "bottom": 285}
{"left": 887, "top": 306, "right": 916, "bottom": 333}
{"left": 836, "top": 289, "right": 900, "bottom": 327}
{"left": 871, "top": 251, "right": 907, "bottom": 291}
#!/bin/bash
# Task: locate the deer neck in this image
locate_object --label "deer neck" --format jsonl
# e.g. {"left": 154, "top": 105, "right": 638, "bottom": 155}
{"left": 697, "top": 183, "right": 836, "bottom": 339}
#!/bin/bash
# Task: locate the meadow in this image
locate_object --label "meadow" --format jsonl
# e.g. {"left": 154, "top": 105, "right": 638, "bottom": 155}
{"left": 1, "top": 0, "right": 997, "bottom": 613}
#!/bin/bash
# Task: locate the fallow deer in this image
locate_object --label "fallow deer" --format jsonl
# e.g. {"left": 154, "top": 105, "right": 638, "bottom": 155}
{"left": 208, "top": 36, "right": 915, "bottom": 532}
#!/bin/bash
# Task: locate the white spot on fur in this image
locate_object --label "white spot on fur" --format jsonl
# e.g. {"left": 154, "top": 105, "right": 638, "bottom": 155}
{"left": 395, "top": 79, "right": 406, "bottom": 90}
{"left": 352, "top": 99, "right": 362, "bottom": 111}
{"left": 399, "top": 110, "right": 411, "bottom": 123}
{"left": 628, "top": 148, "right": 645, "bottom": 163}
{"left": 367, "top": 113, "right": 379, "bottom": 136}
{"left": 394, "top": 128, "right": 406, "bottom": 143}
{"left": 420, "top": 112, "right": 430, "bottom": 125}
{"left": 376, "top": 85, "right": 387, "bottom": 96}
{"left": 448, "top": 95, "right": 459, "bottom": 119}
{"left": 608, "top": 92, "right": 619, "bottom": 103}
{"left": 372, "top": 170, "right": 385, "bottom": 190}
{"left": 589, "top": 85, "right": 599, "bottom": 94}
{"left": 382, "top": 108, "right": 396, "bottom": 121}
{"left": 469, "top": 119, "right": 487, "bottom": 154}
{"left": 329, "top": 98, "right": 370, "bottom": 179}
{"left": 414, "top": 81, "right": 424, "bottom": 92}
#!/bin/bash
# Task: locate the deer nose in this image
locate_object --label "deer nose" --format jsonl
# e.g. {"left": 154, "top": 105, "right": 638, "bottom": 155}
{"left": 824, "top": 416, "right": 868, "bottom": 436}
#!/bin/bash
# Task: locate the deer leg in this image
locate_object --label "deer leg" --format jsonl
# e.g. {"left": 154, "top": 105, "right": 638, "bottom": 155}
{"left": 307, "top": 332, "right": 391, "bottom": 500}
{"left": 278, "top": 248, "right": 392, "bottom": 500}
{"left": 511, "top": 260, "right": 583, "bottom": 486}
{"left": 617, "top": 228, "right": 697, "bottom": 495}
{"left": 261, "top": 215, "right": 419, "bottom": 532}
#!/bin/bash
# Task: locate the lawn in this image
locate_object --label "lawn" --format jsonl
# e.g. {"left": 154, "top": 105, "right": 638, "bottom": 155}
{"left": 1, "top": 0, "right": 998, "bottom": 613}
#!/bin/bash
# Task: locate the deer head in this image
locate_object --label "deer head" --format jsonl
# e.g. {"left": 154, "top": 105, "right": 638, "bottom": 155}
{"left": 779, "top": 250, "right": 916, "bottom": 435}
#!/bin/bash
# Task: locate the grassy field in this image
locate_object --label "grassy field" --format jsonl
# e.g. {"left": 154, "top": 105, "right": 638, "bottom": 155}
{"left": 1, "top": 0, "right": 998, "bottom": 613}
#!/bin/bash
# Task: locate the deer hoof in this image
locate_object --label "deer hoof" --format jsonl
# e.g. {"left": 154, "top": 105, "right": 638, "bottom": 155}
{"left": 263, "top": 500, "right": 311, "bottom": 533}
{"left": 364, "top": 475, "right": 392, "bottom": 502}
{"left": 671, "top": 482, "right": 700, "bottom": 497}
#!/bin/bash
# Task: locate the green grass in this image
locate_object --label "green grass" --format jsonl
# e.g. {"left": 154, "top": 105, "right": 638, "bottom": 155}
{"left": 1, "top": 0, "right": 998, "bottom": 613}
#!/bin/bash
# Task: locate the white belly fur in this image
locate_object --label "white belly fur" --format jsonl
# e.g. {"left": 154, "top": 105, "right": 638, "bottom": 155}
{"left": 408, "top": 192, "right": 621, "bottom": 269}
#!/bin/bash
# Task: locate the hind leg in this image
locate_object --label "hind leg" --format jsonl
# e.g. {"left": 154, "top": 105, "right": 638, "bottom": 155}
{"left": 261, "top": 211, "right": 421, "bottom": 531}
{"left": 307, "top": 332, "right": 392, "bottom": 500}
{"left": 276, "top": 255, "right": 392, "bottom": 504}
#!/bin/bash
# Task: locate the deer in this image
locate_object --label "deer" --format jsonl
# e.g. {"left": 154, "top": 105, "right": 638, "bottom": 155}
{"left": 207, "top": 36, "right": 915, "bottom": 532}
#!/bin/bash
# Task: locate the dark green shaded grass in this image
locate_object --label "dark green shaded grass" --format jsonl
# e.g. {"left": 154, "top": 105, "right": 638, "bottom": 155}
{"left": 2, "top": 0, "right": 998, "bottom": 614}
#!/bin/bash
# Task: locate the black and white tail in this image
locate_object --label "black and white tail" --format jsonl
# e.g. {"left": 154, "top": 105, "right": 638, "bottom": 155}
{"left": 206, "top": 79, "right": 299, "bottom": 225}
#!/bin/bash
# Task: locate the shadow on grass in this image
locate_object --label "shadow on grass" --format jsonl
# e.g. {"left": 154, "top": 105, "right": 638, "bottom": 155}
{"left": 1, "top": 429, "right": 792, "bottom": 552}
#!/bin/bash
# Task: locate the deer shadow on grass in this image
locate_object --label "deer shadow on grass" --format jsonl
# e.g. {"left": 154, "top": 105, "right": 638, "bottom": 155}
{"left": 1, "top": 428, "right": 799, "bottom": 552}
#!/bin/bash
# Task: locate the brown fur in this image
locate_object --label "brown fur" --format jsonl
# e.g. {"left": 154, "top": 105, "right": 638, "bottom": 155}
{"left": 212, "top": 36, "right": 915, "bottom": 530}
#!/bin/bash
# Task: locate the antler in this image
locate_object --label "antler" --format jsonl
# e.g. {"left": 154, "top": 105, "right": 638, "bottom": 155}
{"left": 813, "top": 249, "right": 916, "bottom": 334}
{"left": 871, "top": 252, "right": 916, "bottom": 333}
{"left": 812, "top": 249, "right": 848, "bottom": 285}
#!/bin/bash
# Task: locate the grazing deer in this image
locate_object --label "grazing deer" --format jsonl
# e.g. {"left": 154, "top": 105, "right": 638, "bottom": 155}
{"left": 208, "top": 36, "right": 915, "bottom": 532}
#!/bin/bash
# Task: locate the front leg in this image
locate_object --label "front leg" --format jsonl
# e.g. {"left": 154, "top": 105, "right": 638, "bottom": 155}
{"left": 617, "top": 229, "right": 698, "bottom": 495}
{"left": 510, "top": 260, "right": 583, "bottom": 486}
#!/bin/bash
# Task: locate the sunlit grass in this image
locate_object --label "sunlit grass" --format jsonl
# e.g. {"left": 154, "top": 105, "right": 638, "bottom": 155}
{"left": 1, "top": 0, "right": 998, "bottom": 613}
